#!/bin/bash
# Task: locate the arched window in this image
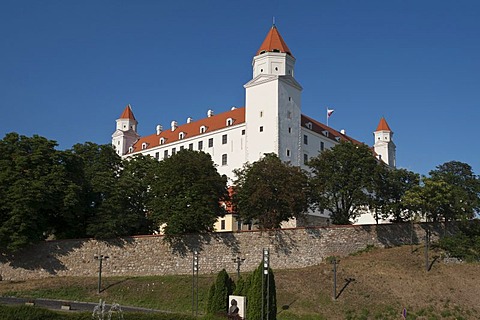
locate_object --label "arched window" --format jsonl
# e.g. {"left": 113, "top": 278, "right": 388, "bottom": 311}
{"left": 179, "top": 132, "right": 185, "bottom": 140}
{"left": 159, "top": 137, "right": 165, "bottom": 145}
{"left": 141, "top": 143, "right": 148, "bottom": 150}
{"left": 226, "top": 118, "right": 233, "bottom": 126}
{"left": 200, "top": 125, "right": 207, "bottom": 133}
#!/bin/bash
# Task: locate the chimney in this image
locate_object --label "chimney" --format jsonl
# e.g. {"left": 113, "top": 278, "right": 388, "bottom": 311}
{"left": 187, "top": 117, "right": 193, "bottom": 123}
{"left": 340, "top": 129, "right": 346, "bottom": 135}
{"left": 207, "top": 109, "right": 214, "bottom": 117}
{"left": 156, "top": 125, "right": 163, "bottom": 135}
{"left": 171, "top": 121, "right": 178, "bottom": 131}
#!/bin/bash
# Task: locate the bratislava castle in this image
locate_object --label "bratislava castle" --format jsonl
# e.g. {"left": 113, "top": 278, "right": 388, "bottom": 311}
{"left": 112, "top": 25, "right": 396, "bottom": 230}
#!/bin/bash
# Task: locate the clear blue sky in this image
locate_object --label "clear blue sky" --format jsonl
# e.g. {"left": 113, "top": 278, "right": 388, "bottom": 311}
{"left": 1, "top": 0, "right": 479, "bottom": 176}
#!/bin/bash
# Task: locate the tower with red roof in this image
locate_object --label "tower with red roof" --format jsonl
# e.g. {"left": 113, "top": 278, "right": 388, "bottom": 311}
{"left": 373, "top": 117, "right": 396, "bottom": 167}
{"left": 112, "top": 104, "right": 140, "bottom": 156}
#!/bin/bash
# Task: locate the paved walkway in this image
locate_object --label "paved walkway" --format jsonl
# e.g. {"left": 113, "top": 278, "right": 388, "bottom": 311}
{"left": 0, "top": 296, "right": 165, "bottom": 313}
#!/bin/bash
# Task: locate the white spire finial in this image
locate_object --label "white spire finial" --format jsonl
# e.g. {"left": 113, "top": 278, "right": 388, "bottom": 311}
{"left": 273, "top": 16, "right": 276, "bottom": 26}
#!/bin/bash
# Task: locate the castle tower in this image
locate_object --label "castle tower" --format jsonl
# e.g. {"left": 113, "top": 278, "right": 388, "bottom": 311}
{"left": 373, "top": 117, "right": 396, "bottom": 167}
{"left": 111, "top": 104, "right": 140, "bottom": 156}
{"left": 244, "top": 25, "right": 303, "bottom": 165}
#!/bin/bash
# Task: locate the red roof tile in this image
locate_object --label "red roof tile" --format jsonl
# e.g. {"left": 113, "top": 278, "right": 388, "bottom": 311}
{"left": 120, "top": 104, "right": 136, "bottom": 120}
{"left": 376, "top": 117, "right": 391, "bottom": 131}
{"left": 301, "top": 114, "right": 363, "bottom": 146}
{"left": 129, "top": 107, "right": 246, "bottom": 153}
{"left": 256, "top": 26, "right": 293, "bottom": 57}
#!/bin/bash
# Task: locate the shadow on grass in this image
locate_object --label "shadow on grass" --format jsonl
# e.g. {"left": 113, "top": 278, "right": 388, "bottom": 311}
{"left": 336, "top": 277, "right": 355, "bottom": 300}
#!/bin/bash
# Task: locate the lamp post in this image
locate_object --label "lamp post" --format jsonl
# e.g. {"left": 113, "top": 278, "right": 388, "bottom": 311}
{"left": 331, "top": 257, "right": 339, "bottom": 301}
{"left": 94, "top": 254, "right": 109, "bottom": 294}
{"left": 262, "top": 248, "right": 270, "bottom": 320}
{"left": 192, "top": 250, "right": 199, "bottom": 316}
{"left": 232, "top": 256, "right": 245, "bottom": 280}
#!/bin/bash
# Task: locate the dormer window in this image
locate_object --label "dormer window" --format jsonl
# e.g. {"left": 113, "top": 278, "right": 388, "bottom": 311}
{"left": 306, "top": 122, "right": 313, "bottom": 130}
{"left": 128, "top": 146, "right": 133, "bottom": 153}
{"left": 141, "top": 143, "right": 148, "bottom": 150}
{"left": 322, "top": 130, "right": 329, "bottom": 137}
{"left": 226, "top": 118, "right": 233, "bottom": 126}
{"left": 335, "top": 137, "right": 341, "bottom": 142}
{"left": 200, "top": 125, "right": 207, "bottom": 133}
{"left": 160, "top": 137, "right": 165, "bottom": 145}
{"left": 179, "top": 132, "right": 185, "bottom": 140}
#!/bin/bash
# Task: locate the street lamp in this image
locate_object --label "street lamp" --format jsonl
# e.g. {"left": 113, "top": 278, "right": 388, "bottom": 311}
{"left": 262, "top": 248, "right": 270, "bottom": 320}
{"left": 232, "top": 256, "right": 245, "bottom": 280}
{"left": 192, "top": 250, "right": 199, "bottom": 316}
{"left": 94, "top": 254, "right": 109, "bottom": 294}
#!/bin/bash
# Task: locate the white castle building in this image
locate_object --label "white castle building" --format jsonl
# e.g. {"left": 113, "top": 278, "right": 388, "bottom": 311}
{"left": 112, "top": 25, "right": 396, "bottom": 230}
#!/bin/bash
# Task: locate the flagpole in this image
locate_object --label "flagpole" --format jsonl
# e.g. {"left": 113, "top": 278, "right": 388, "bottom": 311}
{"left": 326, "top": 108, "right": 329, "bottom": 127}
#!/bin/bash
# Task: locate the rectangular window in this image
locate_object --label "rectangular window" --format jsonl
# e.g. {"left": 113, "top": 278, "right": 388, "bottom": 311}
{"left": 220, "top": 220, "right": 226, "bottom": 230}
{"left": 304, "top": 154, "right": 308, "bottom": 164}
{"left": 304, "top": 134, "right": 308, "bottom": 145}
{"left": 288, "top": 127, "right": 292, "bottom": 133}
{"left": 242, "top": 129, "right": 245, "bottom": 135}
{"left": 164, "top": 150, "right": 168, "bottom": 158}
{"left": 286, "top": 149, "right": 290, "bottom": 157}
{"left": 222, "top": 134, "right": 227, "bottom": 145}
{"left": 155, "top": 152, "right": 159, "bottom": 159}
{"left": 180, "top": 146, "right": 184, "bottom": 151}
{"left": 198, "top": 141, "right": 203, "bottom": 150}
{"left": 172, "top": 147, "right": 176, "bottom": 155}
{"left": 189, "top": 143, "right": 193, "bottom": 150}
{"left": 208, "top": 138, "right": 214, "bottom": 148}
{"left": 320, "top": 141, "right": 324, "bottom": 151}
{"left": 222, "top": 154, "right": 228, "bottom": 166}
{"left": 259, "top": 126, "right": 263, "bottom": 132}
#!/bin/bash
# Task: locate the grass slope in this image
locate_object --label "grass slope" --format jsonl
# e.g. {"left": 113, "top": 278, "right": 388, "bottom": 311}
{"left": 1, "top": 245, "right": 479, "bottom": 319}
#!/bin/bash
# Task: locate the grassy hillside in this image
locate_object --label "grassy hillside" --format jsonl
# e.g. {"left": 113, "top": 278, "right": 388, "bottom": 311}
{"left": 1, "top": 245, "right": 479, "bottom": 319}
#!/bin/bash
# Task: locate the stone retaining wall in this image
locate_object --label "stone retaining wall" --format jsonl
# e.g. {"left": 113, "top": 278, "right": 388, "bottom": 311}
{"left": 0, "top": 223, "right": 453, "bottom": 281}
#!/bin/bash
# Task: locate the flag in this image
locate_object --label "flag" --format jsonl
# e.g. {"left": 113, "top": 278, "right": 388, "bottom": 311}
{"left": 327, "top": 108, "right": 334, "bottom": 118}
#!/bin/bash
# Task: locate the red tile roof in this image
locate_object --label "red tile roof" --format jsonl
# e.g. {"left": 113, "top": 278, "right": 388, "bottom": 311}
{"left": 256, "top": 26, "right": 293, "bottom": 57}
{"left": 301, "top": 114, "right": 363, "bottom": 145}
{"left": 376, "top": 117, "right": 392, "bottom": 132}
{"left": 120, "top": 104, "right": 136, "bottom": 120}
{"left": 129, "top": 107, "right": 246, "bottom": 153}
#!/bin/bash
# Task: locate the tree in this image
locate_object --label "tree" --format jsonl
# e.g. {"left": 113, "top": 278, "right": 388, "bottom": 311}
{"left": 67, "top": 142, "right": 122, "bottom": 238}
{"left": 430, "top": 161, "right": 480, "bottom": 219}
{"left": 206, "top": 269, "right": 235, "bottom": 315}
{"left": 233, "top": 153, "right": 310, "bottom": 229}
{"left": 402, "top": 177, "right": 457, "bottom": 222}
{"left": 308, "top": 142, "right": 378, "bottom": 224}
{"left": 402, "top": 161, "right": 480, "bottom": 222}
{"left": 369, "top": 166, "right": 420, "bottom": 223}
{"left": 149, "top": 149, "right": 228, "bottom": 237}
{"left": 0, "top": 133, "right": 71, "bottom": 251}
{"left": 86, "top": 155, "right": 158, "bottom": 238}
{"left": 246, "top": 262, "right": 277, "bottom": 320}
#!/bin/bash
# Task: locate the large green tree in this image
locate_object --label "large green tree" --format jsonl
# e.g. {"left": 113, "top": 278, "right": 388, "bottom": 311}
{"left": 233, "top": 153, "right": 310, "bottom": 229}
{"left": 430, "top": 161, "right": 480, "bottom": 219}
{"left": 403, "top": 161, "right": 480, "bottom": 222}
{"left": 0, "top": 133, "right": 72, "bottom": 251}
{"left": 149, "top": 149, "right": 228, "bottom": 237}
{"left": 86, "top": 154, "right": 158, "bottom": 238}
{"left": 67, "top": 142, "right": 122, "bottom": 238}
{"left": 308, "top": 142, "right": 378, "bottom": 224}
{"left": 369, "top": 166, "right": 420, "bottom": 223}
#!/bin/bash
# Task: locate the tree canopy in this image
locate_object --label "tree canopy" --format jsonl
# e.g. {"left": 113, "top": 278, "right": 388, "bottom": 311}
{"left": 308, "top": 142, "right": 379, "bottom": 224}
{"left": 233, "top": 153, "right": 310, "bottom": 229}
{"left": 148, "top": 149, "right": 228, "bottom": 237}
{"left": 369, "top": 166, "right": 420, "bottom": 223}
{"left": 0, "top": 133, "right": 70, "bottom": 251}
{"left": 403, "top": 161, "right": 480, "bottom": 222}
